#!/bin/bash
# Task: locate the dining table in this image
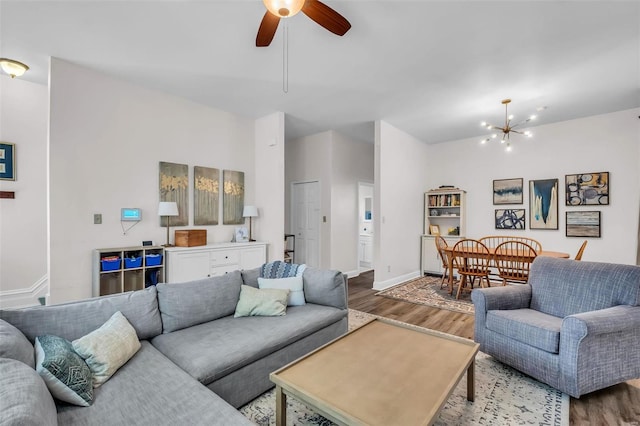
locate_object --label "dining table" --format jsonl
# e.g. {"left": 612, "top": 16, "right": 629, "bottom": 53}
{"left": 441, "top": 246, "right": 570, "bottom": 295}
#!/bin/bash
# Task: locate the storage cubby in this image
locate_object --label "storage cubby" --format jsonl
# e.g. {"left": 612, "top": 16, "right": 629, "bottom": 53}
{"left": 92, "top": 245, "right": 165, "bottom": 297}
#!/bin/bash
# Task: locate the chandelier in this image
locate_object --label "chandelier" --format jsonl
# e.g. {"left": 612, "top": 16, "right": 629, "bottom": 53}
{"left": 480, "top": 99, "right": 537, "bottom": 151}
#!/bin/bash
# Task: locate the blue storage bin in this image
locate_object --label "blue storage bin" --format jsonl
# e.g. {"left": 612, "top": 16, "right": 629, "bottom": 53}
{"left": 101, "top": 257, "right": 121, "bottom": 271}
{"left": 124, "top": 256, "right": 142, "bottom": 269}
{"left": 145, "top": 254, "right": 163, "bottom": 266}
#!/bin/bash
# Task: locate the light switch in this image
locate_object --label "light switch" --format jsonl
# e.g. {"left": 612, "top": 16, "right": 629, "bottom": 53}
{"left": 94, "top": 214, "right": 102, "bottom": 224}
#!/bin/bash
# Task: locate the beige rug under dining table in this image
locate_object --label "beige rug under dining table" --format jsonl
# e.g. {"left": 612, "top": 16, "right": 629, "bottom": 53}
{"left": 269, "top": 318, "right": 479, "bottom": 426}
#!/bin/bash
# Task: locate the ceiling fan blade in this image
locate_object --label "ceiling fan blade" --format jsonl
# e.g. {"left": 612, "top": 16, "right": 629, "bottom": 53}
{"left": 302, "top": 0, "right": 351, "bottom": 36}
{"left": 256, "top": 11, "right": 281, "bottom": 47}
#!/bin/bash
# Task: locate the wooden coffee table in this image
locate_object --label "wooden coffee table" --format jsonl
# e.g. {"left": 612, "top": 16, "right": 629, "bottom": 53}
{"left": 270, "top": 318, "right": 479, "bottom": 425}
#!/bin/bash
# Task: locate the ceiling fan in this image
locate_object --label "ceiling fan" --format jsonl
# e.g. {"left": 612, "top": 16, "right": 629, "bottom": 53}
{"left": 256, "top": 0, "right": 351, "bottom": 47}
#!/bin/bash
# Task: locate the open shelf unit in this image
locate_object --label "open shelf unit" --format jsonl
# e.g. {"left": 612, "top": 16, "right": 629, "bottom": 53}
{"left": 92, "top": 245, "right": 165, "bottom": 297}
{"left": 284, "top": 234, "right": 295, "bottom": 263}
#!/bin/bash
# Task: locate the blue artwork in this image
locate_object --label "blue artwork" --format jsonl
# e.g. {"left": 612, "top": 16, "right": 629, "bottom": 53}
{"left": 529, "top": 179, "right": 559, "bottom": 229}
{"left": 493, "top": 178, "right": 523, "bottom": 205}
{"left": 0, "top": 143, "right": 16, "bottom": 181}
{"left": 495, "top": 209, "right": 526, "bottom": 229}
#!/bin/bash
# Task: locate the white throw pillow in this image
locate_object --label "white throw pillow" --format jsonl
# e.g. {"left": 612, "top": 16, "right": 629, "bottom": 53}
{"left": 258, "top": 276, "right": 306, "bottom": 306}
{"left": 72, "top": 311, "right": 141, "bottom": 388}
{"left": 234, "top": 285, "right": 289, "bottom": 317}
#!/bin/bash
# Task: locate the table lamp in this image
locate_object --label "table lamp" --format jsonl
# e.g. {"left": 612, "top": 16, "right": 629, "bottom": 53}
{"left": 158, "top": 201, "right": 179, "bottom": 246}
{"left": 242, "top": 206, "right": 259, "bottom": 242}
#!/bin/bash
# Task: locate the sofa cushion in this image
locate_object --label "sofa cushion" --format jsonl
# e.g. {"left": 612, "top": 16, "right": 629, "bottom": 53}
{"left": 303, "top": 268, "right": 348, "bottom": 309}
{"left": 258, "top": 276, "right": 306, "bottom": 306}
{"left": 35, "top": 335, "right": 93, "bottom": 406}
{"left": 152, "top": 304, "right": 346, "bottom": 386}
{"left": 0, "top": 319, "right": 35, "bottom": 368}
{"left": 73, "top": 311, "right": 141, "bottom": 388}
{"left": 486, "top": 308, "right": 562, "bottom": 354}
{"left": 234, "top": 285, "right": 289, "bottom": 317}
{"left": 0, "top": 286, "right": 162, "bottom": 342}
{"left": 156, "top": 271, "right": 243, "bottom": 333}
{"left": 56, "top": 341, "right": 253, "bottom": 426}
{"left": 0, "top": 358, "right": 58, "bottom": 426}
{"left": 529, "top": 257, "right": 640, "bottom": 318}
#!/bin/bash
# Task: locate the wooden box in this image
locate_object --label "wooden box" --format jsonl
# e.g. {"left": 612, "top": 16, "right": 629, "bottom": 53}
{"left": 174, "top": 229, "right": 207, "bottom": 247}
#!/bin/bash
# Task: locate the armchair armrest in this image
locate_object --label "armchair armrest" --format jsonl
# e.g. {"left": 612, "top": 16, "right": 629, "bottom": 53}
{"left": 563, "top": 305, "right": 640, "bottom": 339}
{"left": 471, "top": 284, "right": 532, "bottom": 313}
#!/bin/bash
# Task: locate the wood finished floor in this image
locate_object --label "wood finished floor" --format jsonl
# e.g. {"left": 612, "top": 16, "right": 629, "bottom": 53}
{"left": 347, "top": 270, "right": 640, "bottom": 425}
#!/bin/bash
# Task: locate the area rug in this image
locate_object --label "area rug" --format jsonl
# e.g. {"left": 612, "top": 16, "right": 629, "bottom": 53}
{"left": 375, "top": 275, "right": 475, "bottom": 314}
{"left": 239, "top": 310, "right": 569, "bottom": 426}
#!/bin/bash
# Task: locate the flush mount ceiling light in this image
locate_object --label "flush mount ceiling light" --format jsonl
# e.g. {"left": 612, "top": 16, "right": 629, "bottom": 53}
{"left": 480, "top": 99, "right": 537, "bottom": 152}
{"left": 0, "top": 58, "right": 29, "bottom": 78}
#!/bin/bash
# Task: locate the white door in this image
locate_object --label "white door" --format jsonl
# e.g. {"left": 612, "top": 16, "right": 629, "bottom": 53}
{"left": 292, "top": 181, "right": 320, "bottom": 267}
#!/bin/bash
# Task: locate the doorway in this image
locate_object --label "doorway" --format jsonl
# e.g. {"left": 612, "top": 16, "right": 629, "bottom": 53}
{"left": 358, "top": 182, "right": 374, "bottom": 272}
{"left": 291, "top": 181, "right": 321, "bottom": 268}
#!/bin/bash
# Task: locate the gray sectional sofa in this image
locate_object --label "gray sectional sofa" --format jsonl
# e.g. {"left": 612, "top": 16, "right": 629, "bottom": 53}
{"left": 0, "top": 267, "right": 348, "bottom": 425}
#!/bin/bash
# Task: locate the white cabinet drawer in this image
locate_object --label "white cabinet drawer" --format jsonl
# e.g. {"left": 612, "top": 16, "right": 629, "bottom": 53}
{"left": 211, "top": 250, "right": 240, "bottom": 266}
{"left": 210, "top": 264, "right": 239, "bottom": 277}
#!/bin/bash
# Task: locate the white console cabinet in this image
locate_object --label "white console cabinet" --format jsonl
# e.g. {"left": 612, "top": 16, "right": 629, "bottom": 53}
{"left": 165, "top": 242, "right": 267, "bottom": 283}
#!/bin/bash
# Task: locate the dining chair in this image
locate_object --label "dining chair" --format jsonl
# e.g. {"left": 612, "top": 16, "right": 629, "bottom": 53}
{"left": 574, "top": 240, "right": 588, "bottom": 261}
{"left": 451, "top": 239, "right": 491, "bottom": 299}
{"left": 494, "top": 240, "right": 538, "bottom": 285}
{"left": 479, "top": 235, "right": 542, "bottom": 253}
{"left": 435, "top": 236, "right": 452, "bottom": 289}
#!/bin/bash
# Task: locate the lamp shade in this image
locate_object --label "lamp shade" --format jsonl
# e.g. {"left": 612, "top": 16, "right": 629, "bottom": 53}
{"left": 158, "top": 201, "right": 179, "bottom": 216}
{"left": 263, "top": 0, "right": 305, "bottom": 18}
{"left": 243, "top": 206, "right": 258, "bottom": 218}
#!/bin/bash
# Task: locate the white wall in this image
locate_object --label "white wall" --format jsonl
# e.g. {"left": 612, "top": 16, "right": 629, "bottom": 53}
{"left": 285, "top": 131, "right": 332, "bottom": 268}
{"left": 427, "top": 108, "right": 640, "bottom": 264}
{"left": 0, "top": 76, "right": 49, "bottom": 307}
{"left": 374, "top": 121, "right": 430, "bottom": 289}
{"left": 254, "top": 112, "right": 285, "bottom": 262}
{"left": 284, "top": 130, "right": 374, "bottom": 272}
{"left": 48, "top": 58, "right": 258, "bottom": 303}
{"left": 330, "top": 132, "right": 374, "bottom": 276}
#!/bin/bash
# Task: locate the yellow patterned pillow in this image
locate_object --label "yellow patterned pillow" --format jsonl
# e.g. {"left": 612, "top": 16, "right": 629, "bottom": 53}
{"left": 72, "top": 311, "right": 140, "bottom": 388}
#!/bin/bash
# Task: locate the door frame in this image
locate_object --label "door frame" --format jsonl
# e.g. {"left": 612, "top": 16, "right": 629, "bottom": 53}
{"left": 357, "top": 181, "right": 374, "bottom": 273}
{"left": 290, "top": 180, "right": 322, "bottom": 267}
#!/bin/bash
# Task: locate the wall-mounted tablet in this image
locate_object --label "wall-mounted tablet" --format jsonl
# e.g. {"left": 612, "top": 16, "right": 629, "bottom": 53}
{"left": 121, "top": 208, "right": 142, "bottom": 221}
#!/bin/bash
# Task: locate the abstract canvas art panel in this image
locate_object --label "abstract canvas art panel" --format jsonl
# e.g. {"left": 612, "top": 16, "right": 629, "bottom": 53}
{"left": 493, "top": 178, "right": 523, "bottom": 205}
{"left": 223, "top": 170, "right": 245, "bottom": 225}
{"left": 495, "top": 209, "right": 526, "bottom": 230}
{"left": 566, "top": 211, "right": 601, "bottom": 237}
{"left": 529, "top": 179, "right": 559, "bottom": 230}
{"left": 159, "top": 162, "right": 188, "bottom": 226}
{"left": 194, "top": 166, "right": 219, "bottom": 226}
{"left": 565, "top": 172, "right": 609, "bottom": 205}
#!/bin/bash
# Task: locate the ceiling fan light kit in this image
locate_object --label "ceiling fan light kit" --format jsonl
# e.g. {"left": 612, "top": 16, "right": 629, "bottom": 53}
{"left": 480, "top": 99, "right": 538, "bottom": 152}
{"left": 256, "top": 0, "right": 351, "bottom": 47}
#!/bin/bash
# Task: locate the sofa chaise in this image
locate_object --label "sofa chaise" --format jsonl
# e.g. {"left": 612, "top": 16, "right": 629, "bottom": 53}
{"left": 472, "top": 256, "right": 640, "bottom": 398}
{"left": 0, "top": 266, "right": 348, "bottom": 425}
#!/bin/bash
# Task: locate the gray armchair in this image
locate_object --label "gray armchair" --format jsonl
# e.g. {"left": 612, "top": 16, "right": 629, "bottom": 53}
{"left": 471, "top": 256, "right": 640, "bottom": 398}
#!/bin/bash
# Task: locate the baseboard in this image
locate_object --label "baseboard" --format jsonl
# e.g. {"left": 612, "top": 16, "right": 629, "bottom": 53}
{"left": 344, "top": 269, "right": 360, "bottom": 278}
{"left": 0, "top": 275, "right": 49, "bottom": 309}
{"left": 372, "top": 270, "right": 420, "bottom": 291}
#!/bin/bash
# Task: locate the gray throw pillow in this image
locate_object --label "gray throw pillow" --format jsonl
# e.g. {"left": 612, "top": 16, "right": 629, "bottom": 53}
{"left": 0, "top": 358, "right": 58, "bottom": 426}
{"left": 0, "top": 319, "right": 35, "bottom": 368}
{"left": 35, "top": 335, "right": 94, "bottom": 406}
{"left": 234, "top": 285, "right": 289, "bottom": 317}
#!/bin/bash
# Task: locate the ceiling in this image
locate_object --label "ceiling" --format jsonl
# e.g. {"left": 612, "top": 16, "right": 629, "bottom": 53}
{"left": 1, "top": 0, "right": 639, "bottom": 144}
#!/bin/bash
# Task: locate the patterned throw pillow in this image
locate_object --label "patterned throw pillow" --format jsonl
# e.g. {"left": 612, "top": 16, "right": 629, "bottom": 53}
{"left": 35, "top": 335, "right": 94, "bottom": 406}
{"left": 72, "top": 311, "right": 141, "bottom": 388}
{"left": 234, "top": 285, "right": 290, "bottom": 317}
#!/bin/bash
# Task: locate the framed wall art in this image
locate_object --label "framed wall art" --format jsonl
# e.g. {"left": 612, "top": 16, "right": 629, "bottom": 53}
{"left": 159, "top": 161, "right": 188, "bottom": 226}
{"left": 429, "top": 225, "right": 440, "bottom": 235}
{"left": 493, "top": 178, "right": 523, "bottom": 205}
{"left": 566, "top": 211, "right": 601, "bottom": 237}
{"left": 223, "top": 170, "right": 245, "bottom": 225}
{"left": 0, "top": 142, "right": 16, "bottom": 181}
{"left": 565, "top": 172, "right": 609, "bottom": 206}
{"left": 529, "top": 179, "right": 559, "bottom": 230}
{"left": 495, "top": 209, "right": 526, "bottom": 230}
{"left": 194, "top": 166, "right": 219, "bottom": 226}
